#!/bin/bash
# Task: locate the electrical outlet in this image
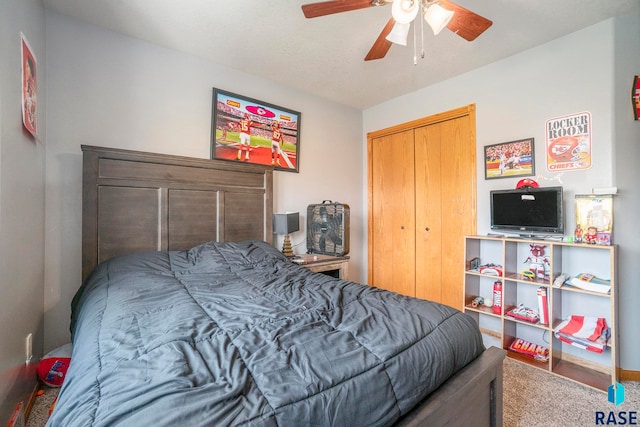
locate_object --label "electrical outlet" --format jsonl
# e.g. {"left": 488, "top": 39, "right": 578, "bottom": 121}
{"left": 25, "top": 333, "right": 32, "bottom": 363}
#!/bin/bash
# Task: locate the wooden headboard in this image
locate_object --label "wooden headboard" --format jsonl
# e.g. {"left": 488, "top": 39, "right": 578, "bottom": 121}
{"left": 82, "top": 145, "right": 273, "bottom": 281}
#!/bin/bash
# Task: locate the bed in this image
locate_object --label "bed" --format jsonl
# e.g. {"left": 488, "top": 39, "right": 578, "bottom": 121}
{"left": 49, "top": 146, "right": 506, "bottom": 426}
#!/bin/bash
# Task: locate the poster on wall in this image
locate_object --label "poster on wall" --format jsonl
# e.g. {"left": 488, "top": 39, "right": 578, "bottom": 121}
{"left": 211, "top": 88, "right": 301, "bottom": 172}
{"left": 545, "top": 111, "right": 591, "bottom": 172}
{"left": 21, "top": 33, "right": 37, "bottom": 138}
{"left": 483, "top": 138, "right": 535, "bottom": 179}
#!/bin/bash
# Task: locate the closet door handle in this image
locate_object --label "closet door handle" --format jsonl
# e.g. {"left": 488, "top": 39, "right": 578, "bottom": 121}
{"left": 425, "top": 227, "right": 430, "bottom": 231}
{"left": 401, "top": 226, "right": 405, "bottom": 230}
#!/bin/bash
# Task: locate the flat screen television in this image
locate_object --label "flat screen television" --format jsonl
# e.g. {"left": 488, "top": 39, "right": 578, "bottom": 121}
{"left": 490, "top": 186, "right": 564, "bottom": 236}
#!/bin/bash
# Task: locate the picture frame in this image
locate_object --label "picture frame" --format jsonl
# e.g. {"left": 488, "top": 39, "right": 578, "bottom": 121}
{"left": 21, "top": 33, "right": 37, "bottom": 138}
{"left": 211, "top": 88, "right": 301, "bottom": 172}
{"left": 633, "top": 75, "right": 639, "bottom": 120}
{"left": 484, "top": 138, "right": 535, "bottom": 180}
{"left": 574, "top": 194, "right": 612, "bottom": 245}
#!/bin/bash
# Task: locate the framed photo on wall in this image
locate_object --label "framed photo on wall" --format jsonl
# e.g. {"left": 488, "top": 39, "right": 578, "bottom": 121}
{"left": 211, "top": 88, "right": 301, "bottom": 172}
{"left": 484, "top": 138, "right": 535, "bottom": 180}
{"left": 21, "top": 33, "right": 37, "bottom": 138}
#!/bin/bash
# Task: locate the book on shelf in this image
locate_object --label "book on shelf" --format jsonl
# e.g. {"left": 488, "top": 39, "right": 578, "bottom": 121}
{"left": 565, "top": 273, "right": 611, "bottom": 294}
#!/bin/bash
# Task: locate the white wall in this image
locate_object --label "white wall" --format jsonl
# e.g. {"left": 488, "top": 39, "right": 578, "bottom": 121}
{"left": 44, "top": 10, "right": 365, "bottom": 351}
{"left": 363, "top": 14, "right": 640, "bottom": 370}
{"left": 612, "top": 12, "right": 640, "bottom": 373}
{"left": 0, "top": 0, "right": 46, "bottom": 422}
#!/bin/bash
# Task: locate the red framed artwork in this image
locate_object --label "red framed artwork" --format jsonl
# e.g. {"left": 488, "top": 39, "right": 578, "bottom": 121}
{"left": 21, "top": 33, "right": 37, "bottom": 137}
{"left": 633, "top": 75, "right": 640, "bottom": 121}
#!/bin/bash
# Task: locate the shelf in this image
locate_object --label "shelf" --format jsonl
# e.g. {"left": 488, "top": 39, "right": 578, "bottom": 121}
{"left": 504, "top": 272, "right": 550, "bottom": 286}
{"left": 464, "top": 304, "right": 500, "bottom": 318}
{"left": 552, "top": 358, "right": 612, "bottom": 392}
{"left": 506, "top": 349, "right": 550, "bottom": 370}
{"left": 465, "top": 270, "right": 503, "bottom": 280}
{"left": 503, "top": 313, "right": 550, "bottom": 330}
{"left": 463, "top": 235, "right": 617, "bottom": 391}
{"left": 557, "top": 284, "right": 611, "bottom": 298}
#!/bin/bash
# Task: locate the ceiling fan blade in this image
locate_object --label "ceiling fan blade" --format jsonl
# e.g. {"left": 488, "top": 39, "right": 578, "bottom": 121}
{"left": 365, "top": 17, "right": 395, "bottom": 61}
{"left": 441, "top": 0, "right": 493, "bottom": 41}
{"left": 302, "top": 0, "right": 375, "bottom": 18}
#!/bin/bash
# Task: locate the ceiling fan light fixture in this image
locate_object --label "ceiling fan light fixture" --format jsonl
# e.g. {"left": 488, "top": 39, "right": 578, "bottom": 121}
{"left": 391, "top": 0, "right": 420, "bottom": 24}
{"left": 385, "top": 21, "right": 411, "bottom": 46}
{"left": 424, "top": 2, "right": 454, "bottom": 35}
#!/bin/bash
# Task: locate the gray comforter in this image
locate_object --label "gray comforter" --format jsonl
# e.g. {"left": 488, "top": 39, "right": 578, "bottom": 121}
{"left": 48, "top": 240, "right": 484, "bottom": 426}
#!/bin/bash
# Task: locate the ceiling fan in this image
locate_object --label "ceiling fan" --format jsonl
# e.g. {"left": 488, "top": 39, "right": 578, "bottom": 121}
{"left": 301, "top": 0, "right": 492, "bottom": 61}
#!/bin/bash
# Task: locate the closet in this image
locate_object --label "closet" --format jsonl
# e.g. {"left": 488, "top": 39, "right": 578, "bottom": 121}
{"left": 367, "top": 105, "right": 477, "bottom": 309}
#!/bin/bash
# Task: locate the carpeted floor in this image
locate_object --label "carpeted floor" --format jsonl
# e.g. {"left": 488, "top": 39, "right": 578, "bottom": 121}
{"left": 26, "top": 387, "right": 58, "bottom": 427}
{"left": 503, "top": 358, "right": 639, "bottom": 427}
{"left": 27, "top": 358, "right": 639, "bottom": 427}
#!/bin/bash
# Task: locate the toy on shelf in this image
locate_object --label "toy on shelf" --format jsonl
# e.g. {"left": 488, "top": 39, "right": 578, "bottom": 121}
{"left": 574, "top": 224, "right": 583, "bottom": 243}
{"left": 520, "top": 270, "right": 535, "bottom": 280}
{"left": 524, "top": 244, "right": 549, "bottom": 279}
{"left": 470, "top": 296, "right": 493, "bottom": 308}
{"left": 471, "top": 296, "right": 484, "bottom": 307}
{"left": 584, "top": 226, "right": 598, "bottom": 244}
{"left": 505, "top": 304, "right": 540, "bottom": 323}
{"left": 479, "top": 263, "right": 503, "bottom": 276}
{"left": 466, "top": 257, "right": 480, "bottom": 271}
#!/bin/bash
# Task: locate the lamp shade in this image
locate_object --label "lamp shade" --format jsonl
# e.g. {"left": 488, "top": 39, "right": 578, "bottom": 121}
{"left": 391, "top": 0, "right": 420, "bottom": 24}
{"left": 273, "top": 212, "right": 300, "bottom": 234}
{"left": 385, "top": 21, "right": 411, "bottom": 46}
{"left": 424, "top": 3, "right": 454, "bottom": 35}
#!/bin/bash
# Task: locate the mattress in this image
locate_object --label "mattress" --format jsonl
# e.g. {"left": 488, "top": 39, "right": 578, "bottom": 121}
{"left": 48, "top": 240, "right": 484, "bottom": 426}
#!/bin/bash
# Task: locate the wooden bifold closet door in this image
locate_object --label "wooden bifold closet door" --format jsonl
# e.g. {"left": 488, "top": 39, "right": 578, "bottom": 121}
{"left": 367, "top": 105, "right": 477, "bottom": 310}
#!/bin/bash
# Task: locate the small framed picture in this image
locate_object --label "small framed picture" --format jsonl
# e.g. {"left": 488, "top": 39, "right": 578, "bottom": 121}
{"left": 211, "top": 88, "right": 301, "bottom": 172}
{"left": 484, "top": 138, "right": 535, "bottom": 180}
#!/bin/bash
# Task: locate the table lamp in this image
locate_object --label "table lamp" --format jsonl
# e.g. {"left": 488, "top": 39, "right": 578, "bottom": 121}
{"left": 273, "top": 212, "right": 299, "bottom": 257}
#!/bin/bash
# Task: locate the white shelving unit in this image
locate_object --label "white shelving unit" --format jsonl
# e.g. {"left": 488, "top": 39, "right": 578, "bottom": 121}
{"left": 463, "top": 235, "right": 617, "bottom": 391}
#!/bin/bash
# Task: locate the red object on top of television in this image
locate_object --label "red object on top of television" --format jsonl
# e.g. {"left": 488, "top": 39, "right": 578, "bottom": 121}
{"left": 516, "top": 178, "right": 538, "bottom": 189}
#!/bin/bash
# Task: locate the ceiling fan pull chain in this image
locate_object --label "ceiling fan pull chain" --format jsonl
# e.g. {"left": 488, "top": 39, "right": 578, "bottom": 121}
{"left": 420, "top": 3, "right": 425, "bottom": 59}
{"left": 413, "top": 19, "right": 418, "bottom": 65}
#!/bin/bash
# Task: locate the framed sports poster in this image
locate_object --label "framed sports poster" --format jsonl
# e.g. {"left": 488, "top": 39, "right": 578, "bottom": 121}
{"left": 545, "top": 111, "right": 592, "bottom": 172}
{"left": 211, "top": 88, "right": 301, "bottom": 172}
{"left": 484, "top": 138, "right": 535, "bottom": 180}
{"left": 21, "top": 33, "right": 37, "bottom": 138}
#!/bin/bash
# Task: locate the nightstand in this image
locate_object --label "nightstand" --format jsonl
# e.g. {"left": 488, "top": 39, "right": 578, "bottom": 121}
{"left": 292, "top": 254, "right": 350, "bottom": 280}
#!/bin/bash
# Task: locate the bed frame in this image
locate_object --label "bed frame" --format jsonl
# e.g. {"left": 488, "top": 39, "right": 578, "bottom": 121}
{"left": 81, "top": 145, "right": 506, "bottom": 426}
{"left": 81, "top": 145, "right": 273, "bottom": 281}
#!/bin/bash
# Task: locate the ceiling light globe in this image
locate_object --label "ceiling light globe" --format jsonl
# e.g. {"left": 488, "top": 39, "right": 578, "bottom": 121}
{"left": 391, "top": 0, "right": 420, "bottom": 24}
{"left": 385, "top": 21, "right": 411, "bottom": 46}
{"left": 424, "top": 3, "right": 454, "bottom": 35}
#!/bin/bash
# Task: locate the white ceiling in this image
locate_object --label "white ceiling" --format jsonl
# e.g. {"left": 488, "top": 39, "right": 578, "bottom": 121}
{"left": 43, "top": 0, "right": 638, "bottom": 110}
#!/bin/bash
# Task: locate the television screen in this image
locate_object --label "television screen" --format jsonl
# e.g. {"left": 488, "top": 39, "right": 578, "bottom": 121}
{"left": 490, "top": 187, "right": 564, "bottom": 236}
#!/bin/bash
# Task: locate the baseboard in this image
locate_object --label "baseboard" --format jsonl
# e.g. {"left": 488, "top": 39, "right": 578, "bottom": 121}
{"left": 619, "top": 369, "right": 640, "bottom": 382}
{"left": 24, "top": 380, "right": 41, "bottom": 422}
